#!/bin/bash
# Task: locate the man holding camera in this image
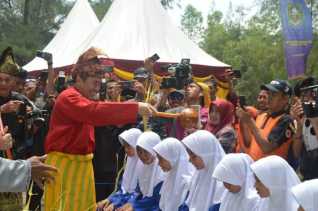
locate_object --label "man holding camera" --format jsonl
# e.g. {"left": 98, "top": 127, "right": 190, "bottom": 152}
{"left": 44, "top": 48, "right": 155, "bottom": 211}
{"left": 0, "top": 47, "right": 45, "bottom": 210}
{"left": 237, "top": 80, "right": 295, "bottom": 161}
{"left": 291, "top": 77, "right": 318, "bottom": 180}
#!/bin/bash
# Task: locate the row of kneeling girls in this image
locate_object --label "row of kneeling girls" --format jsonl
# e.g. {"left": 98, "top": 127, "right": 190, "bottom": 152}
{"left": 97, "top": 128, "right": 318, "bottom": 211}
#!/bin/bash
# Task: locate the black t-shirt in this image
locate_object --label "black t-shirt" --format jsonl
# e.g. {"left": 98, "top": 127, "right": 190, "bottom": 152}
{"left": 267, "top": 112, "right": 295, "bottom": 147}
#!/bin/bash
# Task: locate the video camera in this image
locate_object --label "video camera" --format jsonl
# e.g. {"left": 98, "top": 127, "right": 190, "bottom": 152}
{"left": 160, "top": 58, "right": 192, "bottom": 90}
{"left": 27, "top": 109, "right": 49, "bottom": 128}
{"left": 301, "top": 84, "right": 318, "bottom": 118}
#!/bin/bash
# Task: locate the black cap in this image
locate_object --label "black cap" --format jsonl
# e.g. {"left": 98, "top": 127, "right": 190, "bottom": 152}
{"left": 168, "top": 90, "right": 185, "bottom": 100}
{"left": 134, "top": 67, "right": 149, "bottom": 79}
{"left": 261, "top": 80, "right": 292, "bottom": 96}
{"left": 294, "top": 77, "right": 316, "bottom": 97}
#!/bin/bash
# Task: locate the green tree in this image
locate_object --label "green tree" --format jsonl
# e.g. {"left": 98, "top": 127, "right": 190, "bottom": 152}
{"left": 161, "top": 0, "right": 180, "bottom": 9}
{"left": 0, "top": 0, "right": 70, "bottom": 65}
{"left": 181, "top": 4, "right": 204, "bottom": 43}
{"left": 89, "top": 0, "right": 112, "bottom": 20}
{"left": 200, "top": 0, "right": 318, "bottom": 103}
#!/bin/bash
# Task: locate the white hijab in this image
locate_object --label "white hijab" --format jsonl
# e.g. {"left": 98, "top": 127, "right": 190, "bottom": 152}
{"left": 136, "top": 131, "right": 165, "bottom": 197}
{"left": 292, "top": 179, "right": 318, "bottom": 211}
{"left": 118, "top": 128, "right": 142, "bottom": 193}
{"left": 153, "top": 138, "right": 194, "bottom": 211}
{"left": 250, "top": 155, "right": 300, "bottom": 211}
{"left": 182, "top": 130, "right": 225, "bottom": 211}
{"left": 213, "top": 153, "right": 260, "bottom": 211}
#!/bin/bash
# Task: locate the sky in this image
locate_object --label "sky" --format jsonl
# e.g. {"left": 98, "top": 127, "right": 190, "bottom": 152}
{"left": 168, "top": 0, "right": 258, "bottom": 26}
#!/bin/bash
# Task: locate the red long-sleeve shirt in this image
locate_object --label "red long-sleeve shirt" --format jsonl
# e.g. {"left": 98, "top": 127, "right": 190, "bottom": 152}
{"left": 45, "top": 87, "right": 138, "bottom": 155}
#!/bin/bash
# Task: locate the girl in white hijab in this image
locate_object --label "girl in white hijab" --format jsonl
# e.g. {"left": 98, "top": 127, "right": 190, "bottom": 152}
{"left": 212, "top": 153, "right": 260, "bottom": 211}
{"left": 251, "top": 155, "right": 301, "bottom": 211}
{"left": 182, "top": 130, "right": 225, "bottom": 211}
{"left": 119, "top": 131, "right": 165, "bottom": 211}
{"left": 98, "top": 128, "right": 142, "bottom": 210}
{"left": 291, "top": 179, "right": 318, "bottom": 211}
{"left": 119, "top": 128, "right": 143, "bottom": 193}
{"left": 153, "top": 138, "right": 194, "bottom": 211}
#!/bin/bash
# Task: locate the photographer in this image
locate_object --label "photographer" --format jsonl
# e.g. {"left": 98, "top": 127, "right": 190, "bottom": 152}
{"left": 237, "top": 80, "right": 295, "bottom": 161}
{"left": 132, "top": 67, "right": 150, "bottom": 102}
{"left": 0, "top": 47, "right": 45, "bottom": 210}
{"left": 256, "top": 88, "right": 270, "bottom": 114}
{"left": 128, "top": 56, "right": 160, "bottom": 102}
{"left": 0, "top": 47, "right": 37, "bottom": 159}
{"left": 291, "top": 77, "right": 318, "bottom": 180}
{"left": 105, "top": 80, "right": 122, "bottom": 101}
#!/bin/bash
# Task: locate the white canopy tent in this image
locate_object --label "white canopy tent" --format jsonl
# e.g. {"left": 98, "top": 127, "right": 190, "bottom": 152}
{"left": 75, "top": 0, "right": 230, "bottom": 75}
{"left": 23, "top": 0, "right": 99, "bottom": 72}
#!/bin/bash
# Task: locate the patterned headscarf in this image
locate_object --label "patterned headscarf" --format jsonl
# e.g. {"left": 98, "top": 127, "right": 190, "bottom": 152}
{"left": 206, "top": 99, "right": 234, "bottom": 134}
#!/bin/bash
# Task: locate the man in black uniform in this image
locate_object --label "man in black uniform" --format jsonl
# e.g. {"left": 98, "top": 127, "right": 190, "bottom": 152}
{"left": 0, "top": 47, "right": 37, "bottom": 210}
{"left": 0, "top": 47, "right": 35, "bottom": 159}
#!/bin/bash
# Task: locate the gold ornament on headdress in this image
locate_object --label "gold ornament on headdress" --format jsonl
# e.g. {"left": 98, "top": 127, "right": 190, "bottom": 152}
{"left": 0, "top": 47, "right": 20, "bottom": 76}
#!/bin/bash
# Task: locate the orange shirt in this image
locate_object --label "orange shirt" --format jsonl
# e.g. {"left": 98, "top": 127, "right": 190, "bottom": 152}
{"left": 248, "top": 113, "right": 292, "bottom": 161}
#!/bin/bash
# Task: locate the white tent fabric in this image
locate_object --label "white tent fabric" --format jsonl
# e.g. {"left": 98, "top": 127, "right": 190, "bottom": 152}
{"left": 76, "top": 0, "right": 229, "bottom": 68}
{"left": 23, "top": 0, "right": 99, "bottom": 72}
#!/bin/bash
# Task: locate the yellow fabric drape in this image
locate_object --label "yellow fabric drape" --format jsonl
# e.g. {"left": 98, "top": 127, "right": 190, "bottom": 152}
{"left": 196, "top": 82, "right": 211, "bottom": 108}
{"left": 44, "top": 152, "right": 96, "bottom": 211}
{"left": 113, "top": 67, "right": 230, "bottom": 100}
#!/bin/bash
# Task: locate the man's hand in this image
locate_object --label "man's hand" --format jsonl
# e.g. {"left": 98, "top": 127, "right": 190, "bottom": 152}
{"left": 116, "top": 203, "right": 133, "bottom": 211}
{"left": 236, "top": 107, "right": 252, "bottom": 123}
{"left": 0, "top": 126, "right": 13, "bottom": 150}
{"left": 28, "top": 155, "right": 58, "bottom": 189}
{"left": 96, "top": 199, "right": 110, "bottom": 210}
{"left": 138, "top": 102, "right": 157, "bottom": 117}
{"left": 0, "top": 100, "right": 24, "bottom": 113}
{"left": 290, "top": 97, "right": 304, "bottom": 124}
{"left": 144, "top": 57, "right": 155, "bottom": 72}
{"left": 104, "top": 203, "right": 114, "bottom": 211}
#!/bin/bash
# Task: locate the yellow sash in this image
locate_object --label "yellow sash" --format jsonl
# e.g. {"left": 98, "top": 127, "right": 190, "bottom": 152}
{"left": 44, "top": 152, "right": 96, "bottom": 211}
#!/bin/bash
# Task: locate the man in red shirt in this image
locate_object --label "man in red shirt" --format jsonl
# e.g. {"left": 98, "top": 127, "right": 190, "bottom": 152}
{"left": 44, "top": 48, "right": 155, "bottom": 211}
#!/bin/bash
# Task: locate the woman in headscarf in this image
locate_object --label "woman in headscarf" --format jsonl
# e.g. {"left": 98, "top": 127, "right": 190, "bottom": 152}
{"left": 251, "top": 155, "right": 301, "bottom": 211}
{"left": 212, "top": 153, "right": 260, "bottom": 211}
{"left": 153, "top": 138, "right": 194, "bottom": 211}
{"left": 119, "top": 131, "right": 165, "bottom": 211}
{"left": 98, "top": 128, "right": 142, "bottom": 210}
{"left": 291, "top": 179, "right": 318, "bottom": 211}
{"left": 182, "top": 130, "right": 225, "bottom": 211}
{"left": 205, "top": 99, "right": 236, "bottom": 153}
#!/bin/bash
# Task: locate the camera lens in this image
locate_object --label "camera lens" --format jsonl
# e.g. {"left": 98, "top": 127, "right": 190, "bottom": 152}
{"left": 305, "top": 119, "right": 311, "bottom": 127}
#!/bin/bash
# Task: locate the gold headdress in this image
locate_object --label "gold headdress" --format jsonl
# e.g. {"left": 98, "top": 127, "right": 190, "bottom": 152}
{"left": 0, "top": 47, "right": 20, "bottom": 76}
